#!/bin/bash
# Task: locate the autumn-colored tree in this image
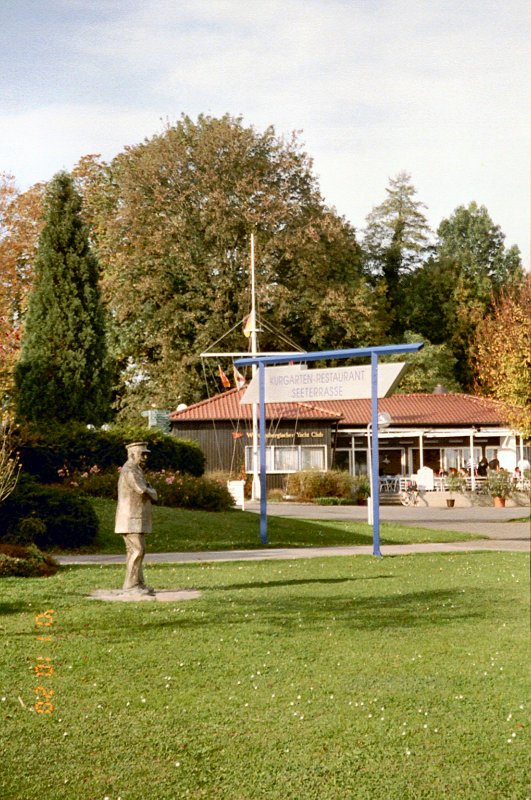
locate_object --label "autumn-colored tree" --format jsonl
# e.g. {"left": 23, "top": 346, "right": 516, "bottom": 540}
{"left": 0, "top": 415, "right": 21, "bottom": 503}
{"left": 87, "top": 115, "right": 385, "bottom": 417}
{"left": 0, "top": 174, "right": 45, "bottom": 319}
{"left": 472, "top": 275, "right": 531, "bottom": 437}
{"left": 0, "top": 174, "right": 45, "bottom": 404}
{"left": 0, "top": 172, "right": 17, "bottom": 227}
{"left": 0, "top": 319, "right": 21, "bottom": 405}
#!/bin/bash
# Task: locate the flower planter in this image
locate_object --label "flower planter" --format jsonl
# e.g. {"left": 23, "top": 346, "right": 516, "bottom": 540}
{"left": 485, "top": 470, "right": 513, "bottom": 508}
{"left": 446, "top": 498, "right": 455, "bottom": 508}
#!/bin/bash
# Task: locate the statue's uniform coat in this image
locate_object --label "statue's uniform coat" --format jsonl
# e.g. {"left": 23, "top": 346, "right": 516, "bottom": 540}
{"left": 115, "top": 462, "right": 156, "bottom": 534}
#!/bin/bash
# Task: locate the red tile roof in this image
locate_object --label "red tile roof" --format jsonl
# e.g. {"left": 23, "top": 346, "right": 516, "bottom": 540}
{"left": 169, "top": 388, "right": 342, "bottom": 422}
{"left": 170, "top": 390, "right": 508, "bottom": 427}
{"left": 322, "top": 394, "right": 507, "bottom": 426}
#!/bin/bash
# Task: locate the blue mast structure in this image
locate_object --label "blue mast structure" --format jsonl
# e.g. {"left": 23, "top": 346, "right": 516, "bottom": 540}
{"left": 235, "top": 343, "right": 423, "bottom": 556}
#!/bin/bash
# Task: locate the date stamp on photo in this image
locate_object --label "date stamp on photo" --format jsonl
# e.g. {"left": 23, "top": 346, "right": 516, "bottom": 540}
{"left": 33, "top": 609, "right": 55, "bottom": 714}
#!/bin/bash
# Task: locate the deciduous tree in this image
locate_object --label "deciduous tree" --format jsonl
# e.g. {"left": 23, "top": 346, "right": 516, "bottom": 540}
{"left": 385, "top": 331, "right": 461, "bottom": 393}
{"left": 472, "top": 276, "right": 531, "bottom": 436}
{"left": 436, "top": 202, "right": 522, "bottom": 292}
{"left": 94, "top": 114, "right": 384, "bottom": 416}
{"left": 434, "top": 203, "right": 523, "bottom": 389}
{"left": 0, "top": 174, "right": 45, "bottom": 404}
{"left": 399, "top": 204, "right": 524, "bottom": 390}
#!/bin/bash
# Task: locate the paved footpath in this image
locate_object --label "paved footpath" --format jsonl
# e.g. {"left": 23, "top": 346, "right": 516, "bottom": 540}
{"left": 58, "top": 503, "right": 529, "bottom": 566}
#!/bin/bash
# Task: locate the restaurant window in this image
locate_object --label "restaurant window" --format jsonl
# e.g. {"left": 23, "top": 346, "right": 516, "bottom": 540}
{"left": 245, "top": 446, "right": 272, "bottom": 473}
{"left": 274, "top": 447, "right": 299, "bottom": 472}
{"left": 334, "top": 450, "right": 351, "bottom": 472}
{"left": 354, "top": 450, "right": 368, "bottom": 476}
{"left": 245, "top": 445, "right": 326, "bottom": 474}
{"left": 442, "top": 447, "right": 482, "bottom": 471}
{"left": 301, "top": 446, "right": 326, "bottom": 470}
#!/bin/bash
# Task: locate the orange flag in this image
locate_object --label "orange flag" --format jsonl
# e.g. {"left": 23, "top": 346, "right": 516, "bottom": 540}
{"left": 217, "top": 365, "right": 231, "bottom": 389}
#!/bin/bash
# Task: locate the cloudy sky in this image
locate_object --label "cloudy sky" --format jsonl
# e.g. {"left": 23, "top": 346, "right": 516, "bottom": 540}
{"left": 1, "top": 0, "right": 529, "bottom": 263}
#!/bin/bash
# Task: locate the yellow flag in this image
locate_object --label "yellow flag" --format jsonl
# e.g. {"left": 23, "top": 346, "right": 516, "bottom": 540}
{"left": 243, "top": 313, "right": 253, "bottom": 338}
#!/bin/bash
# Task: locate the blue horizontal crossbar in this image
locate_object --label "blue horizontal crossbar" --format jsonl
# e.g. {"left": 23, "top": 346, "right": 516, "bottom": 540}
{"left": 235, "top": 342, "right": 423, "bottom": 367}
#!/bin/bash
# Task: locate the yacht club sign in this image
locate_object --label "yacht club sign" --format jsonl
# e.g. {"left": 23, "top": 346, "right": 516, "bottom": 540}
{"left": 244, "top": 430, "right": 325, "bottom": 439}
{"left": 241, "top": 363, "right": 407, "bottom": 404}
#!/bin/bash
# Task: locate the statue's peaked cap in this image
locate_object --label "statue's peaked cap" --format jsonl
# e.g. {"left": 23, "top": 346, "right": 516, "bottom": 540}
{"left": 126, "top": 441, "right": 150, "bottom": 453}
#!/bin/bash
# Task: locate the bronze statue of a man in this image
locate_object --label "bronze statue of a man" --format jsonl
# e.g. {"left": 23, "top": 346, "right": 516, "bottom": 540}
{"left": 115, "top": 442, "right": 158, "bottom": 595}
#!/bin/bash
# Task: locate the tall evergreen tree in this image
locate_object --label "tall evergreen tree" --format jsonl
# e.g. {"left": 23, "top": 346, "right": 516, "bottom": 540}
{"left": 361, "top": 172, "right": 432, "bottom": 336}
{"left": 15, "top": 172, "right": 111, "bottom": 425}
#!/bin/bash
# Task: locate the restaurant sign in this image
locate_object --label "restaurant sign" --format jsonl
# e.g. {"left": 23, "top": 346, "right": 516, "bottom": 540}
{"left": 241, "top": 363, "right": 407, "bottom": 404}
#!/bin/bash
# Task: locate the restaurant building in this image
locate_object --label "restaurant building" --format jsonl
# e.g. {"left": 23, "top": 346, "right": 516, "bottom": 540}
{"left": 169, "top": 389, "right": 529, "bottom": 490}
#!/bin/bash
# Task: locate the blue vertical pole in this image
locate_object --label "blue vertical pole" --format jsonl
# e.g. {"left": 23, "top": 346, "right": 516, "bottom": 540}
{"left": 371, "top": 352, "right": 382, "bottom": 557}
{"left": 259, "top": 361, "right": 268, "bottom": 544}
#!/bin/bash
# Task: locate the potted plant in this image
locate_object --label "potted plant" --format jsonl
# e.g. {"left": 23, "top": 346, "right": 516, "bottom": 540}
{"left": 445, "top": 472, "right": 466, "bottom": 507}
{"left": 485, "top": 469, "right": 513, "bottom": 507}
{"left": 352, "top": 475, "right": 371, "bottom": 506}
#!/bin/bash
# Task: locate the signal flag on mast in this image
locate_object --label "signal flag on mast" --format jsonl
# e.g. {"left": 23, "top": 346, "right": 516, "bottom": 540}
{"left": 233, "top": 366, "right": 246, "bottom": 390}
{"left": 243, "top": 314, "right": 253, "bottom": 338}
{"left": 217, "top": 365, "right": 231, "bottom": 389}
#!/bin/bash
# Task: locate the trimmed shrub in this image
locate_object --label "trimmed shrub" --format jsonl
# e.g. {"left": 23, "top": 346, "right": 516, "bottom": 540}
{"left": 149, "top": 471, "right": 234, "bottom": 512}
{"left": 0, "top": 475, "right": 98, "bottom": 550}
{"left": 0, "top": 543, "right": 59, "bottom": 578}
{"left": 14, "top": 423, "right": 205, "bottom": 483}
{"left": 285, "top": 470, "right": 355, "bottom": 502}
{"left": 60, "top": 467, "right": 233, "bottom": 511}
{"left": 64, "top": 468, "right": 118, "bottom": 499}
{"left": 10, "top": 516, "right": 47, "bottom": 545}
{"left": 267, "top": 488, "right": 284, "bottom": 503}
{"left": 205, "top": 471, "right": 233, "bottom": 487}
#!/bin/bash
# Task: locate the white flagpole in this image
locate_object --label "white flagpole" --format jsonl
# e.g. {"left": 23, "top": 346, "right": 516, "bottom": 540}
{"left": 250, "top": 233, "right": 260, "bottom": 500}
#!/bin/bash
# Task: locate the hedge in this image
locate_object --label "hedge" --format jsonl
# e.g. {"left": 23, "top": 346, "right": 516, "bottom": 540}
{"left": 149, "top": 472, "right": 233, "bottom": 512}
{"left": 0, "top": 475, "right": 98, "bottom": 550}
{"left": 0, "top": 543, "right": 59, "bottom": 577}
{"left": 14, "top": 423, "right": 205, "bottom": 483}
{"left": 64, "top": 468, "right": 234, "bottom": 512}
{"left": 285, "top": 471, "right": 371, "bottom": 503}
{"left": 285, "top": 470, "right": 356, "bottom": 501}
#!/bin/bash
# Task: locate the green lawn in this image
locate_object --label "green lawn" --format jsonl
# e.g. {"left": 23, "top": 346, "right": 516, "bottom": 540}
{"left": 85, "top": 497, "right": 482, "bottom": 553}
{"left": 0, "top": 552, "right": 528, "bottom": 799}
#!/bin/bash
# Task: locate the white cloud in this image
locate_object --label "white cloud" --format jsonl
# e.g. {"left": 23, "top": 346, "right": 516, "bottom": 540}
{"left": 0, "top": 0, "right": 528, "bottom": 262}
{"left": 0, "top": 105, "right": 164, "bottom": 186}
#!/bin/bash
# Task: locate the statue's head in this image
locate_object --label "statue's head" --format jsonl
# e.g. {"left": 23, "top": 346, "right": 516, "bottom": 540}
{"left": 126, "top": 441, "right": 150, "bottom": 465}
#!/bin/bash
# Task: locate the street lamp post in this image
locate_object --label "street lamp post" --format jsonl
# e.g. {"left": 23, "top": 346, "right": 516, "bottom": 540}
{"left": 367, "top": 411, "right": 392, "bottom": 528}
